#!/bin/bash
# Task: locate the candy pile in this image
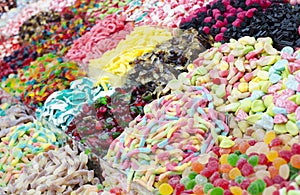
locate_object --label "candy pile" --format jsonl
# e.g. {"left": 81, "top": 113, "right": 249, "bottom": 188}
{"left": 68, "top": 84, "right": 154, "bottom": 157}
{"left": 37, "top": 77, "right": 114, "bottom": 132}
{"left": 84, "top": 0, "right": 131, "bottom": 21}
{"left": 105, "top": 86, "right": 232, "bottom": 191}
{"left": 1, "top": 53, "right": 86, "bottom": 108}
{"left": 154, "top": 133, "right": 300, "bottom": 195}
{"left": 66, "top": 14, "right": 134, "bottom": 68}
{"left": 225, "top": 3, "right": 300, "bottom": 49}
{"left": 18, "top": 10, "right": 61, "bottom": 42}
{"left": 5, "top": 145, "right": 101, "bottom": 194}
{"left": 0, "top": 0, "right": 16, "bottom": 14}
{"left": 124, "top": 29, "right": 205, "bottom": 96}
{"left": 183, "top": 37, "right": 300, "bottom": 138}
{"left": 180, "top": 0, "right": 272, "bottom": 42}
{"left": 180, "top": 0, "right": 300, "bottom": 49}
{"left": 0, "top": 36, "right": 20, "bottom": 60}
{"left": 0, "top": 121, "right": 63, "bottom": 187}
{"left": 0, "top": 44, "right": 39, "bottom": 79}
{"left": 89, "top": 26, "right": 173, "bottom": 85}
{"left": 122, "top": 0, "right": 209, "bottom": 28}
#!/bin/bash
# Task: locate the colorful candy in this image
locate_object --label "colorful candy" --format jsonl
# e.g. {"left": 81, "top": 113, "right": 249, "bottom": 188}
{"left": 37, "top": 77, "right": 114, "bottom": 132}
{"left": 66, "top": 14, "right": 134, "bottom": 69}
{"left": 1, "top": 53, "right": 86, "bottom": 108}
{"left": 0, "top": 121, "right": 63, "bottom": 187}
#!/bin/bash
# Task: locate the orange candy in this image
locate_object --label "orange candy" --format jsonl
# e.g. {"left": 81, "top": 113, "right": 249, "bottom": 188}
{"left": 273, "top": 157, "right": 287, "bottom": 169}
{"left": 219, "top": 164, "right": 233, "bottom": 173}
{"left": 192, "top": 161, "right": 205, "bottom": 173}
{"left": 290, "top": 154, "right": 300, "bottom": 169}
{"left": 239, "top": 142, "right": 250, "bottom": 154}
{"left": 193, "top": 185, "right": 204, "bottom": 195}
{"left": 268, "top": 166, "right": 279, "bottom": 179}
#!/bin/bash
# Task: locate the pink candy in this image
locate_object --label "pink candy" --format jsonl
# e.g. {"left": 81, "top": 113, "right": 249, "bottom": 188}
{"left": 66, "top": 14, "right": 134, "bottom": 68}
{"left": 274, "top": 114, "right": 288, "bottom": 124}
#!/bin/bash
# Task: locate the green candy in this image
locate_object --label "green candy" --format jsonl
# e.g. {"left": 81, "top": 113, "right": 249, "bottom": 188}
{"left": 188, "top": 172, "right": 198, "bottom": 180}
{"left": 247, "top": 182, "right": 259, "bottom": 195}
{"left": 186, "top": 180, "right": 196, "bottom": 190}
{"left": 204, "top": 183, "right": 214, "bottom": 194}
{"left": 255, "top": 179, "right": 266, "bottom": 193}
{"left": 227, "top": 153, "right": 239, "bottom": 167}
{"left": 235, "top": 175, "right": 245, "bottom": 184}
{"left": 248, "top": 155, "right": 259, "bottom": 167}
{"left": 210, "top": 187, "right": 224, "bottom": 195}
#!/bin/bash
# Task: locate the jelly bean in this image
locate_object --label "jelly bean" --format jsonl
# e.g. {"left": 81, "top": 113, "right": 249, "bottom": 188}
{"left": 204, "top": 183, "right": 214, "bottom": 194}
{"left": 192, "top": 161, "right": 205, "bottom": 173}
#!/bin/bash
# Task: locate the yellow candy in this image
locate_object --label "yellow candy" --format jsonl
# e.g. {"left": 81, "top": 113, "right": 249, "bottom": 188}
{"left": 238, "top": 82, "right": 249, "bottom": 93}
{"left": 220, "top": 154, "right": 229, "bottom": 165}
{"left": 159, "top": 183, "right": 173, "bottom": 195}
{"left": 264, "top": 131, "right": 276, "bottom": 144}
{"left": 220, "top": 61, "right": 229, "bottom": 70}
{"left": 89, "top": 26, "right": 172, "bottom": 85}
{"left": 266, "top": 150, "right": 279, "bottom": 162}
{"left": 230, "top": 186, "right": 243, "bottom": 195}
{"left": 229, "top": 168, "right": 242, "bottom": 179}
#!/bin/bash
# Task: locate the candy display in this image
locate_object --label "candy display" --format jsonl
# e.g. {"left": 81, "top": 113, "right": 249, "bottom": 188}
{"left": 89, "top": 25, "right": 173, "bottom": 85}
{"left": 37, "top": 77, "right": 114, "bottom": 132}
{"left": 105, "top": 86, "right": 233, "bottom": 191}
{"left": 1, "top": 53, "right": 86, "bottom": 108}
{"left": 124, "top": 29, "right": 205, "bottom": 96}
{"left": 66, "top": 14, "right": 134, "bottom": 68}
{"left": 0, "top": 121, "right": 63, "bottom": 187}
{"left": 0, "top": 36, "right": 20, "bottom": 60}
{"left": 1, "top": 0, "right": 300, "bottom": 194}
{"left": 5, "top": 145, "right": 101, "bottom": 194}
{"left": 0, "top": 44, "right": 39, "bottom": 79}
{"left": 122, "top": 0, "right": 209, "bottom": 28}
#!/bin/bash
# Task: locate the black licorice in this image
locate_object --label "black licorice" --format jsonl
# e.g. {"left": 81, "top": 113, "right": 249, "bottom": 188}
{"left": 180, "top": 0, "right": 300, "bottom": 50}
{"left": 231, "top": 3, "right": 300, "bottom": 50}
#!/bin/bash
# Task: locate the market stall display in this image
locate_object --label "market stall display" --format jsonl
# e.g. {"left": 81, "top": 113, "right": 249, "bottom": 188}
{"left": 0, "top": 0, "right": 300, "bottom": 194}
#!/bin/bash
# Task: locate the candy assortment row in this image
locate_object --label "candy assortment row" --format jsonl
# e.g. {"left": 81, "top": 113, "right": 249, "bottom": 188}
{"left": 0, "top": 0, "right": 300, "bottom": 195}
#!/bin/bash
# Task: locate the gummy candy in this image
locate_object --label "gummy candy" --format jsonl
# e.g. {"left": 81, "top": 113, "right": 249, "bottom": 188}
{"left": 210, "top": 187, "right": 224, "bottom": 195}
{"left": 227, "top": 153, "right": 239, "bottom": 167}
{"left": 266, "top": 150, "right": 279, "bottom": 162}
{"left": 229, "top": 168, "right": 242, "bottom": 180}
{"left": 203, "top": 183, "right": 214, "bottom": 194}
{"left": 264, "top": 131, "right": 276, "bottom": 144}
{"left": 272, "top": 157, "right": 287, "bottom": 169}
{"left": 290, "top": 154, "right": 300, "bottom": 169}
{"left": 192, "top": 161, "right": 205, "bottom": 173}
{"left": 248, "top": 155, "right": 259, "bottom": 167}
{"left": 159, "top": 183, "right": 174, "bottom": 195}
